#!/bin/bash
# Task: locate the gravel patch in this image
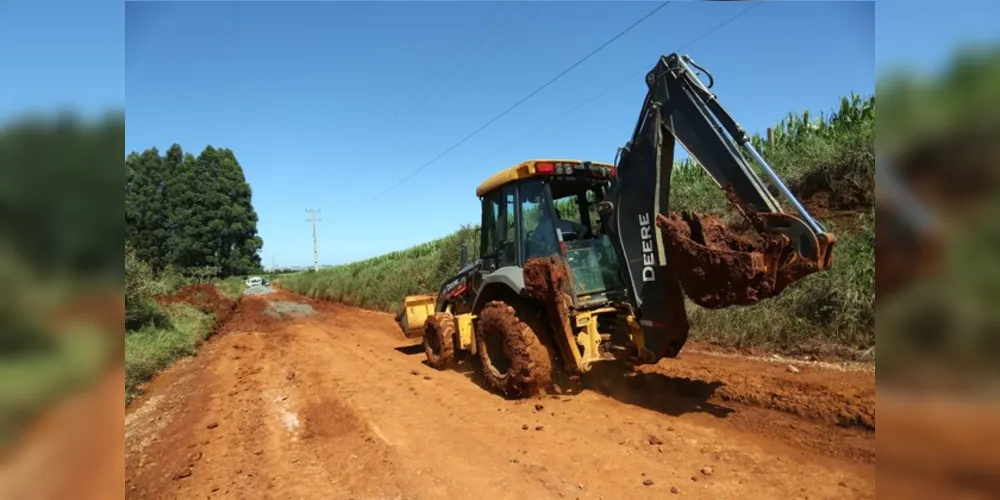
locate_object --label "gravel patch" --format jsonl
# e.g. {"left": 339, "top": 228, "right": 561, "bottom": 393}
{"left": 266, "top": 301, "right": 316, "bottom": 318}
{"left": 243, "top": 285, "right": 275, "bottom": 296}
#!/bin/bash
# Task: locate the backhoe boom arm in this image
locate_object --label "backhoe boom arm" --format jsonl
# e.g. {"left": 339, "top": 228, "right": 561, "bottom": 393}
{"left": 602, "top": 53, "right": 835, "bottom": 361}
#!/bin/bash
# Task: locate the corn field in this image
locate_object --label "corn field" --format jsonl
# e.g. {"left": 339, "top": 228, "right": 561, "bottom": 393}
{"left": 671, "top": 93, "right": 875, "bottom": 215}
{"left": 281, "top": 225, "right": 480, "bottom": 312}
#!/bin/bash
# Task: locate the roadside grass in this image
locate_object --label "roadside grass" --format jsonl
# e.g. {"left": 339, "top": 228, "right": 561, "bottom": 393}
{"left": 125, "top": 245, "right": 235, "bottom": 405}
{"left": 124, "top": 303, "right": 213, "bottom": 404}
{"left": 282, "top": 225, "right": 479, "bottom": 313}
{"left": 214, "top": 276, "right": 246, "bottom": 301}
{"left": 0, "top": 323, "right": 111, "bottom": 448}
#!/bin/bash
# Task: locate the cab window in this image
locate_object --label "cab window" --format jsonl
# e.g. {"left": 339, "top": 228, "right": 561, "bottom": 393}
{"left": 519, "top": 180, "right": 559, "bottom": 260}
{"left": 481, "top": 185, "right": 518, "bottom": 267}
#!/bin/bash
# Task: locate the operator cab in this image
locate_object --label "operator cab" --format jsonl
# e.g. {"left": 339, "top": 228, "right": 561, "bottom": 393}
{"left": 477, "top": 160, "right": 626, "bottom": 308}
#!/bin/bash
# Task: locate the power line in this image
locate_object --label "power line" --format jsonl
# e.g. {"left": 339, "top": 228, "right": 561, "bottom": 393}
{"left": 478, "top": 1, "right": 764, "bottom": 164}
{"left": 364, "top": 1, "right": 672, "bottom": 206}
{"left": 405, "top": 2, "right": 537, "bottom": 129}
{"left": 390, "top": 2, "right": 507, "bottom": 126}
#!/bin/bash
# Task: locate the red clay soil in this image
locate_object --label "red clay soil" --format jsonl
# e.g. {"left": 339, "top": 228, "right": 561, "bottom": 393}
{"left": 656, "top": 212, "right": 784, "bottom": 309}
{"left": 523, "top": 257, "right": 578, "bottom": 371}
{"left": 643, "top": 358, "right": 875, "bottom": 431}
{"left": 793, "top": 166, "right": 874, "bottom": 215}
{"left": 523, "top": 255, "right": 571, "bottom": 300}
{"left": 878, "top": 391, "right": 1000, "bottom": 499}
{"left": 125, "top": 293, "right": 878, "bottom": 499}
{"left": 2, "top": 294, "right": 128, "bottom": 500}
{"left": 158, "top": 284, "right": 236, "bottom": 326}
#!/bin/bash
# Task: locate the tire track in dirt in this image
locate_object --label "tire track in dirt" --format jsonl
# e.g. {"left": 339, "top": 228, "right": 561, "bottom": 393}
{"left": 127, "top": 291, "right": 876, "bottom": 499}
{"left": 125, "top": 294, "right": 405, "bottom": 499}
{"left": 301, "top": 300, "right": 875, "bottom": 499}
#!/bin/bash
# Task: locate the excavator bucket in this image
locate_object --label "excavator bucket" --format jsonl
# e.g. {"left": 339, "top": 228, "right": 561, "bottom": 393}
{"left": 656, "top": 211, "right": 836, "bottom": 309}
{"left": 397, "top": 293, "right": 437, "bottom": 339}
{"left": 605, "top": 52, "right": 838, "bottom": 319}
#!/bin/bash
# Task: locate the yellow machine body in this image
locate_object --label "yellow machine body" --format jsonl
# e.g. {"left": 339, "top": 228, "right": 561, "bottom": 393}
{"left": 398, "top": 293, "right": 437, "bottom": 339}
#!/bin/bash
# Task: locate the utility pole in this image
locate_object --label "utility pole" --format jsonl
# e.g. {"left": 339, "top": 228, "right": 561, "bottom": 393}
{"left": 306, "top": 209, "right": 321, "bottom": 272}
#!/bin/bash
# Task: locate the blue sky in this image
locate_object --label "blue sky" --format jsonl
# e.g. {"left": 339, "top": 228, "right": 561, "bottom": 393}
{"left": 4, "top": 0, "right": 999, "bottom": 268}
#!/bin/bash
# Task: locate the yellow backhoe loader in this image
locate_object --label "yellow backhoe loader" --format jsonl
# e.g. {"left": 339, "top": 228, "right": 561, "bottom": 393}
{"left": 398, "top": 53, "right": 836, "bottom": 398}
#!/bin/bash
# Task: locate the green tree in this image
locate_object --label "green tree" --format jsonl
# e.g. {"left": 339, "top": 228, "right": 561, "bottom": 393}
{"left": 125, "top": 146, "right": 173, "bottom": 271}
{"left": 124, "top": 143, "right": 263, "bottom": 277}
{"left": 0, "top": 112, "right": 123, "bottom": 279}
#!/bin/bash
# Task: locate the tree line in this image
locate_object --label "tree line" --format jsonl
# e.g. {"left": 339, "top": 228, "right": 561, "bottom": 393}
{"left": 126, "top": 144, "right": 264, "bottom": 278}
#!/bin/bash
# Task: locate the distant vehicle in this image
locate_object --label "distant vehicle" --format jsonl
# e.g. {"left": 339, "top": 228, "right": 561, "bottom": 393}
{"left": 262, "top": 278, "right": 271, "bottom": 286}
{"left": 245, "top": 276, "right": 263, "bottom": 287}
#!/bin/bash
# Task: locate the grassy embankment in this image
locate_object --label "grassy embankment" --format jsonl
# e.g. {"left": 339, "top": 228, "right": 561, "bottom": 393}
{"left": 282, "top": 94, "right": 875, "bottom": 358}
{"left": 124, "top": 246, "right": 238, "bottom": 404}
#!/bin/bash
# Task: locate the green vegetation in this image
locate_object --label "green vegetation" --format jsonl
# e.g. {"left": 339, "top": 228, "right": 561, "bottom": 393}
{"left": 124, "top": 245, "right": 232, "bottom": 404}
{"left": 214, "top": 276, "right": 248, "bottom": 301}
{"left": 125, "top": 303, "right": 214, "bottom": 404}
{"left": 875, "top": 46, "right": 1000, "bottom": 381}
{"left": 687, "top": 212, "right": 874, "bottom": 355}
{"left": 123, "top": 140, "right": 267, "bottom": 403}
{"left": 1, "top": 326, "right": 111, "bottom": 445}
{"left": 0, "top": 113, "right": 123, "bottom": 446}
{"left": 126, "top": 144, "right": 264, "bottom": 278}
{"left": 283, "top": 93, "right": 876, "bottom": 357}
{"left": 283, "top": 226, "right": 480, "bottom": 312}
{"left": 676, "top": 94, "right": 876, "bottom": 355}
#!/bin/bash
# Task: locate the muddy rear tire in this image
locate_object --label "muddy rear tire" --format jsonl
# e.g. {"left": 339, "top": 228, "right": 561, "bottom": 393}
{"left": 475, "top": 300, "right": 556, "bottom": 398}
{"left": 423, "top": 313, "right": 456, "bottom": 370}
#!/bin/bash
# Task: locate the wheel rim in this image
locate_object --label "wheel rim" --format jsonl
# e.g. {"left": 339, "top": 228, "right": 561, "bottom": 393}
{"left": 483, "top": 325, "right": 511, "bottom": 375}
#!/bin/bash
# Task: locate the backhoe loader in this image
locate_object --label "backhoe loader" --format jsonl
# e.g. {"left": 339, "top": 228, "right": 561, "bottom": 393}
{"left": 398, "top": 53, "right": 836, "bottom": 398}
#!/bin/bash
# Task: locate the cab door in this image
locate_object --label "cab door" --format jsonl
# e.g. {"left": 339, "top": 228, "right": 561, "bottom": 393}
{"left": 480, "top": 184, "right": 520, "bottom": 271}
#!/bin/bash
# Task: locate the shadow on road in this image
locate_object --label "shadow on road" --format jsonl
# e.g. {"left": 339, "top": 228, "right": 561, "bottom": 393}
{"left": 394, "top": 342, "right": 734, "bottom": 418}
{"left": 394, "top": 343, "right": 424, "bottom": 355}
{"left": 573, "top": 363, "right": 736, "bottom": 419}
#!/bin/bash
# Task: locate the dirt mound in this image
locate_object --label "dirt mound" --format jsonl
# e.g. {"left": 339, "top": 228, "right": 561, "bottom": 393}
{"left": 217, "top": 293, "right": 284, "bottom": 335}
{"left": 158, "top": 284, "right": 235, "bottom": 325}
{"left": 791, "top": 154, "right": 874, "bottom": 215}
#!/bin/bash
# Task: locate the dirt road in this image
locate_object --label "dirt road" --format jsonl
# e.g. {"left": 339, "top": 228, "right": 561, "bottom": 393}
{"left": 125, "top": 290, "right": 876, "bottom": 499}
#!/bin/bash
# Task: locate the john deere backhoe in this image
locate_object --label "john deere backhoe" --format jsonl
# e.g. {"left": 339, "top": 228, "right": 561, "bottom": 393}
{"left": 398, "top": 53, "right": 837, "bottom": 398}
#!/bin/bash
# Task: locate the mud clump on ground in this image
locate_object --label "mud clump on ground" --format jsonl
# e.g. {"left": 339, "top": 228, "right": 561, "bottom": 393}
{"left": 656, "top": 213, "right": 785, "bottom": 309}
{"left": 158, "top": 284, "right": 236, "bottom": 326}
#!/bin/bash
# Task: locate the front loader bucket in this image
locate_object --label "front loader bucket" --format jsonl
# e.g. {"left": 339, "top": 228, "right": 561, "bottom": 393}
{"left": 397, "top": 293, "right": 437, "bottom": 339}
{"left": 656, "top": 212, "right": 836, "bottom": 309}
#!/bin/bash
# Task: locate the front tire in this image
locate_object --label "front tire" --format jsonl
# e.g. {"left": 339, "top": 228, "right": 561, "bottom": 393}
{"left": 423, "top": 313, "right": 456, "bottom": 370}
{"left": 476, "top": 300, "right": 556, "bottom": 398}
